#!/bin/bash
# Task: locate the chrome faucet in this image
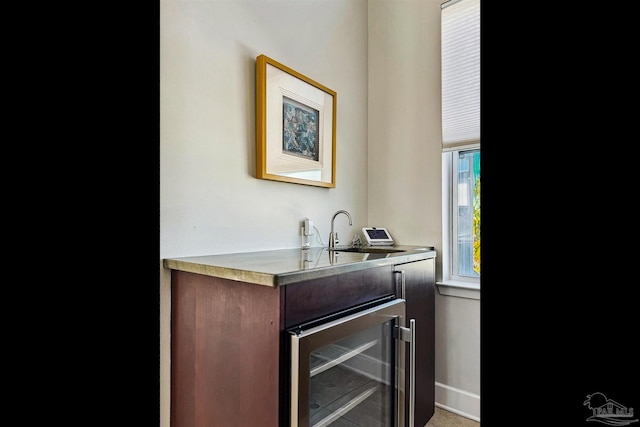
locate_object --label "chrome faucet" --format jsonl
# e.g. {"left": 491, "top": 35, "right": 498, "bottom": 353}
{"left": 329, "top": 210, "right": 352, "bottom": 249}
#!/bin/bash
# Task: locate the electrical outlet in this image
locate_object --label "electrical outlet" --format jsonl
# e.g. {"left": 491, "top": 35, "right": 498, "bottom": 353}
{"left": 304, "top": 218, "right": 314, "bottom": 236}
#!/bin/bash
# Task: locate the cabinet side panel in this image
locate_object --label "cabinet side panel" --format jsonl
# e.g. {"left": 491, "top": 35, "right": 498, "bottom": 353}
{"left": 171, "top": 271, "right": 281, "bottom": 427}
{"left": 172, "top": 270, "right": 197, "bottom": 427}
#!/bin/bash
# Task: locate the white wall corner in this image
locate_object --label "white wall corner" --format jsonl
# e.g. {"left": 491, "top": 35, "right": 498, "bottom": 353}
{"left": 435, "top": 382, "right": 480, "bottom": 422}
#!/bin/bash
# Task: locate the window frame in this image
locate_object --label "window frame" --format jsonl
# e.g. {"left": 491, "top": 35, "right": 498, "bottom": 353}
{"left": 439, "top": 146, "right": 480, "bottom": 299}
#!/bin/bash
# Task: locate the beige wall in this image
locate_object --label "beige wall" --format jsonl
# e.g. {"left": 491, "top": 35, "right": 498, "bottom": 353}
{"left": 160, "top": 0, "right": 480, "bottom": 425}
{"left": 367, "top": 0, "right": 480, "bottom": 421}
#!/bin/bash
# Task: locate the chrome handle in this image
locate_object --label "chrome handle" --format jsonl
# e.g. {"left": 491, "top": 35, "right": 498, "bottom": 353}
{"left": 409, "top": 318, "right": 415, "bottom": 427}
{"left": 393, "top": 270, "right": 406, "bottom": 299}
{"left": 399, "top": 318, "right": 416, "bottom": 427}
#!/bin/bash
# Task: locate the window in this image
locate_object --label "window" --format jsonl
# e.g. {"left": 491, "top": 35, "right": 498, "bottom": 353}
{"left": 440, "top": 0, "right": 480, "bottom": 295}
{"left": 445, "top": 149, "right": 480, "bottom": 279}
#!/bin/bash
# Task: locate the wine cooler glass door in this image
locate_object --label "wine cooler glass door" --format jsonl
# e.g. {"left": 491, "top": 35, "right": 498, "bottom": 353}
{"left": 290, "top": 298, "right": 406, "bottom": 427}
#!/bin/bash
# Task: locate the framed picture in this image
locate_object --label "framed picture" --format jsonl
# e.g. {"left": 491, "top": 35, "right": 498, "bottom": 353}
{"left": 256, "top": 54, "right": 337, "bottom": 188}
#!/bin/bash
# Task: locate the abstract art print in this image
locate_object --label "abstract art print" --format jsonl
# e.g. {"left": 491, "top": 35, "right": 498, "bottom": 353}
{"left": 256, "top": 54, "right": 336, "bottom": 188}
{"left": 283, "top": 97, "right": 319, "bottom": 161}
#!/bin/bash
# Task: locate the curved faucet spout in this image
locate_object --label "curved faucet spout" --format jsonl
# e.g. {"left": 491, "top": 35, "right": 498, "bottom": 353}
{"left": 329, "top": 210, "right": 353, "bottom": 249}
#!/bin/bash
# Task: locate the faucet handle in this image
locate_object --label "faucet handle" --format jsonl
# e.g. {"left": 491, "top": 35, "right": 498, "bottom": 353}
{"left": 334, "top": 232, "right": 339, "bottom": 245}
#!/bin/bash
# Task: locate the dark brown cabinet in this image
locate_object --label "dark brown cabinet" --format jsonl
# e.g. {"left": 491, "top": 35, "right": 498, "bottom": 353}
{"left": 394, "top": 258, "right": 436, "bottom": 427}
{"left": 170, "top": 269, "right": 282, "bottom": 427}
{"left": 283, "top": 265, "right": 395, "bottom": 329}
{"left": 169, "top": 256, "right": 435, "bottom": 427}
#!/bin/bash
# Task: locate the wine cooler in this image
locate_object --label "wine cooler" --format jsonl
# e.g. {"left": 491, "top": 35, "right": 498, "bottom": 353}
{"left": 288, "top": 296, "right": 416, "bottom": 427}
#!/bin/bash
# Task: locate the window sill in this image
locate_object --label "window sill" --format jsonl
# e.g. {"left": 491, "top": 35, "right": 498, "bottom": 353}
{"left": 436, "top": 280, "right": 480, "bottom": 300}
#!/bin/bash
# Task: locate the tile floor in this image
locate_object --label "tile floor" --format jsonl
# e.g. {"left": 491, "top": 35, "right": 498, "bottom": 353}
{"left": 424, "top": 407, "right": 479, "bottom": 427}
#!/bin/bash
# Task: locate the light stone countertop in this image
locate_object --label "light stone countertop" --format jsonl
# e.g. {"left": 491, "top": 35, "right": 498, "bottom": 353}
{"left": 163, "top": 245, "right": 436, "bottom": 287}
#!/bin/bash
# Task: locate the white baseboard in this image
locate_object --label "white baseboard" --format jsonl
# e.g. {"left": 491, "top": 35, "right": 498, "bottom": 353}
{"left": 434, "top": 382, "right": 480, "bottom": 422}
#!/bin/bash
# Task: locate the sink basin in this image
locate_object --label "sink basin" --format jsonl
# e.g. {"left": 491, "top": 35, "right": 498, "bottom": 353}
{"left": 329, "top": 246, "right": 407, "bottom": 254}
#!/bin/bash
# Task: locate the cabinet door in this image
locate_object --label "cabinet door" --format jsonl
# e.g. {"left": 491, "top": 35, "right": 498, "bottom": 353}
{"left": 394, "top": 259, "right": 435, "bottom": 427}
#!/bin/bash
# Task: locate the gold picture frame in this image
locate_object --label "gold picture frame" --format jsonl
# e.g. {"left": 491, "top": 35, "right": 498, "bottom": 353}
{"left": 256, "top": 54, "right": 337, "bottom": 188}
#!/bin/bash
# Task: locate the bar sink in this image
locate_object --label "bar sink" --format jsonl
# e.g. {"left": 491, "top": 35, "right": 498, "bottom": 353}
{"left": 328, "top": 246, "right": 407, "bottom": 254}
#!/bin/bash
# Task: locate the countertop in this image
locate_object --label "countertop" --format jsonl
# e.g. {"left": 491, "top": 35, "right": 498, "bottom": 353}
{"left": 163, "top": 245, "right": 436, "bottom": 287}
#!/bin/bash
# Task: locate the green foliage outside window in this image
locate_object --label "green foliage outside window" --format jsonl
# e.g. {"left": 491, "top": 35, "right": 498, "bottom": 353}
{"left": 472, "top": 174, "right": 480, "bottom": 274}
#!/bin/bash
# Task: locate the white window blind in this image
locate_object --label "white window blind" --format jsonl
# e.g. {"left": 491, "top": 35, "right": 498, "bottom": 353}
{"left": 441, "top": 0, "right": 480, "bottom": 150}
